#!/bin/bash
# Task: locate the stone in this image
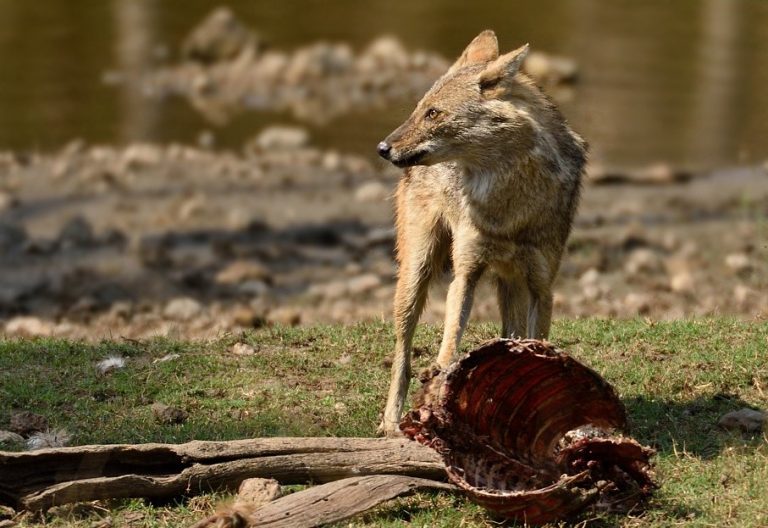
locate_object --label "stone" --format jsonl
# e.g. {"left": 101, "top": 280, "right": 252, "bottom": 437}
{"left": 623, "top": 292, "right": 652, "bottom": 315}
{"left": 267, "top": 307, "right": 301, "bottom": 326}
{"left": 0, "top": 430, "right": 24, "bottom": 447}
{"left": 231, "top": 342, "right": 256, "bottom": 356}
{"left": 59, "top": 216, "right": 95, "bottom": 248}
{"left": 0, "top": 191, "right": 17, "bottom": 213}
{"left": 252, "top": 126, "right": 309, "bottom": 151}
{"left": 725, "top": 253, "right": 752, "bottom": 274}
{"left": 9, "top": 411, "right": 48, "bottom": 437}
{"left": 237, "top": 478, "right": 281, "bottom": 507}
{"left": 579, "top": 268, "right": 601, "bottom": 287}
{"left": 151, "top": 403, "right": 188, "bottom": 424}
{"left": 624, "top": 248, "right": 663, "bottom": 276}
{"left": 718, "top": 408, "right": 766, "bottom": 433}
{"left": 4, "top": 316, "right": 53, "bottom": 337}
{"left": 0, "top": 222, "right": 27, "bottom": 252}
{"left": 670, "top": 271, "right": 695, "bottom": 294}
{"left": 354, "top": 181, "right": 390, "bottom": 202}
{"left": 523, "top": 51, "right": 579, "bottom": 85}
{"left": 347, "top": 273, "right": 382, "bottom": 295}
{"left": 182, "top": 7, "right": 259, "bottom": 64}
{"left": 163, "top": 297, "right": 203, "bottom": 321}
{"left": 215, "top": 260, "right": 271, "bottom": 285}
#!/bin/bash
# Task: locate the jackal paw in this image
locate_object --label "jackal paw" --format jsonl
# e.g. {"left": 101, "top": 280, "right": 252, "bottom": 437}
{"left": 377, "top": 419, "right": 404, "bottom": 438}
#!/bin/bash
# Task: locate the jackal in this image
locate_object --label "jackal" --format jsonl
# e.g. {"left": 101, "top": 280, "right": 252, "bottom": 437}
{"left": 376, "top": 30, "right": 587, "bottom": 435}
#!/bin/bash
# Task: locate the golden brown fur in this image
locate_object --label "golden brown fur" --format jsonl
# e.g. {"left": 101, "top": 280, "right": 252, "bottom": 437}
{"left": 377, "top": 30, "right": 587, "bottom": 435}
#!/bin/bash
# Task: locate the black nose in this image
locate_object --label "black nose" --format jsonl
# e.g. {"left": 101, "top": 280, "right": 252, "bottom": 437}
{"left": 376, "top": 141, "right": 392, "bottom": 159}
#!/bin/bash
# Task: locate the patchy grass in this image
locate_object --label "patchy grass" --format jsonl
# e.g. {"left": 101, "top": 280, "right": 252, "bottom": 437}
{"left": 1, "top": 319, "right": 767, "bottom": 527}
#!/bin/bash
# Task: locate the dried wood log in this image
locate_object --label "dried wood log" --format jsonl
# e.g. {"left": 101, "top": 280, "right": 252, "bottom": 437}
{"left": 191, "top": 475, "right": 456, "bottom": 528}
{"left": 0, "top": 437, "right": 444, "bottom": 511}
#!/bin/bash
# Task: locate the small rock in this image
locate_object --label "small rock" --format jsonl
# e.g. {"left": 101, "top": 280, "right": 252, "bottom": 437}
{"left": 252, "top": 126, "right": 309, "bottom": 151}
{"left": 26, "top": 429, "right": 72, "bottom": 450}
{"left": 237, "top": 478, "right": 281, "bottom": 507}
{"left": 0, "top": 191, "right": 17, "bottom": 212}
{"left": 215, "top": 260, "right": 271, "bottom": 285}
{"left": 733, "top": 284, "right": 755, "bottom": 306}
{"left": 182, "top": 6, "right": 260, "bottom": 64}
{"left": 4, "top": 316, "right": 53, "bottom": 337}
{"left": 725, "top": 253, "right": 752, "bottom": 275}
{"left": 9, "top": 411, "right": 48, "bottom": 437}
{"left": 623, "top": 292, "right": 651, "bottom": 315}
{"left": 231, "top": 342, "right": 256, "bottom": 356}
{"left": 354, "top": 181, "right": 390, "bottom": 202}
{"left": 231, "top": 306, "right": 264, "bottom": 327}
{"left": 347, "top": 273, "right": 382, "bottom": 295}
{"left": 334, "top": 402, "right": 347, "bottom": 413}
{"left": 718, "top": 408, "right": 766, "bottom": 433}
{"left": 0, "top": 430, "right": 24, "bottom": 447}
{"left": 151, "top": 403, "right": 188, "bottom": 424}
{"left": 579, "top": 268, "right": 601, "bottom": 287}
{"left": 523, "top": 51, "right": 579, "bottom": 85}
{"left": 163, "top": 297, "right": 203, "bottom": 321}
{"left": 59, "top": 216, "right": 95, "bottom": 248}
{"left": 624, "top": 248, "right": 663, "bottom": 276}
{"left": 267, "top": 307, "right": 301, "bottom": 326}
{"left": 670, "top": 271, "right": 695, "bottom": 294}
{"left": 0, "top": 222, "right": 27, "bottom": 252}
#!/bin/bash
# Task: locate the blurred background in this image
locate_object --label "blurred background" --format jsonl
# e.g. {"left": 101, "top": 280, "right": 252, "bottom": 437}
{"left": 0, "top": 0, "right": 766, "bottom": 339}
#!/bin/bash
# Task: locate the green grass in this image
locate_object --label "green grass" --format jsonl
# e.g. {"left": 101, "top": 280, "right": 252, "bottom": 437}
{"left": 1, "top": 319, "right": 767, "bottom": 527}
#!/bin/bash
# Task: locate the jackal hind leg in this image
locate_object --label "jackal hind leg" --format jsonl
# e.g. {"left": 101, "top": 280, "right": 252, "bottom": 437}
{"left": 526, "top": 252, "right": 556, "bottom": 340}
{"left": 435, "top": 235, "right": 485, "bottom": 368}
{"left": 496, "top": 274, "right": 529, "bottom": 339}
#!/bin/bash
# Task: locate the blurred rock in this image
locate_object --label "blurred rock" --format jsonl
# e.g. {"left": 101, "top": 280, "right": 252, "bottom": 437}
{"left": 151, "top": 403, "right": 188, "bottom": 424}
{"left": 268, "top": 307, "right": 301, "bottom": 326}
{"left": 0, "top": 191, "right": 17, "bottom": 212}
{"left": 163, "top": 297, "right": 203, "bottom": 321}
{"left": 718, "top": 408, "right": 765, "bottom": 433}
{"left": 182, "top": 6, "right": 260, "bottom": 64}
{"left": 252, "top": 126, "right": 309, "bottom": 151}
{"left": 724, "top": 253, "right": 752, "bottom": 275}
{"left": 9, "top": 411, "right": 48, "bottom": 437}
{"left": 523, "top": 51, "right": 579, "bottom": 85}
{"left": 5, "top": 316, "right": 53, "bottom": 337}
{"left": 0, "top": 222, "right": 27, "bottom": 252}
{"left": 624, "top": 248, "right": 664, "bottom": 276}
{"left": 59, "top": 216, "right": 95, "bottom": 248}
{"left": 359, "top": 36, "right": 409, "bottom": 70}
{"left": 355, "top": 181, "right": 390, "bottom": 202}
{"left": 237, "top": 477, "right": 281, "bottom": 507}
{"left": 215, "top": 260, "right": 271, "bottom": 285}
{"left": 623, "top": 292, "right": 652, "bottom": 315}
{"left": 669, "top": 271, "right": 695, "bottom": 294}
{"left": 578, "top": 267, "right": 601, "bottom": 287}
{"left": 347, "top": 273, "right": 382, "bottom": 295}
{"left": 231, "top": 342, "right": 256, "bottom": 356}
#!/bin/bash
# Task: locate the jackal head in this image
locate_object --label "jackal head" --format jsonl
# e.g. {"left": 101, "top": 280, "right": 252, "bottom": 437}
{"left": 377, "top": 30, "right": 534, "bottom": 169}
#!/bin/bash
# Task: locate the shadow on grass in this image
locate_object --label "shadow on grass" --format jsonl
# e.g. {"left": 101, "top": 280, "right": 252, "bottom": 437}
{"left": 624, "top": 393, "right": 763, "bottom": 459}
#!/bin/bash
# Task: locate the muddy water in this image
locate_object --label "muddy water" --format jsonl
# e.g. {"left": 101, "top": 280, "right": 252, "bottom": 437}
{"left": 1, "top": 0, "right": 768, "bottom": 169}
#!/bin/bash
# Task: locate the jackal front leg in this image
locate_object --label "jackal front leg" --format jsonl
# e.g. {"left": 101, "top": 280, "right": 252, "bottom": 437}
{"left": 380, "top": 224, "right": 448, "bottom": 436}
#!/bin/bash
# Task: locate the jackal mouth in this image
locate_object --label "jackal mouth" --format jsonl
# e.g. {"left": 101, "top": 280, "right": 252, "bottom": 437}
{"left": 392, "top": 149, "right": 429, "bottom": 168}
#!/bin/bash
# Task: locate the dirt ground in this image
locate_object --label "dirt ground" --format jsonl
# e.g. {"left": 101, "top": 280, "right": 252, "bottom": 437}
{"left": 1, "top": 135, "right": 766, "bottom": 341}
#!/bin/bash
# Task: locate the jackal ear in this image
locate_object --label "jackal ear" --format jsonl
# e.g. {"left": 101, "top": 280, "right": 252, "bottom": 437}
{"left": 447, "top": 30, "right": 499, "bottom": 75}
{"left": 478, "top": 43, "right": 530, "bottom": 91}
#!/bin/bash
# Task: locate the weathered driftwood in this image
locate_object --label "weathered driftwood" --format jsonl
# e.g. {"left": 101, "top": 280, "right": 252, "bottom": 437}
{"left": 191, "top": 475, "right": 456, "bottom": 528}
{"left": 0, "top": 437, "right": 444, "bottom": 511}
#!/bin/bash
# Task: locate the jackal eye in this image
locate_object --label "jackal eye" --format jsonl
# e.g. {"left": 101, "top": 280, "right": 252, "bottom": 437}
{"left": 424, "top": 108, "right": 440, "bottom": 121}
